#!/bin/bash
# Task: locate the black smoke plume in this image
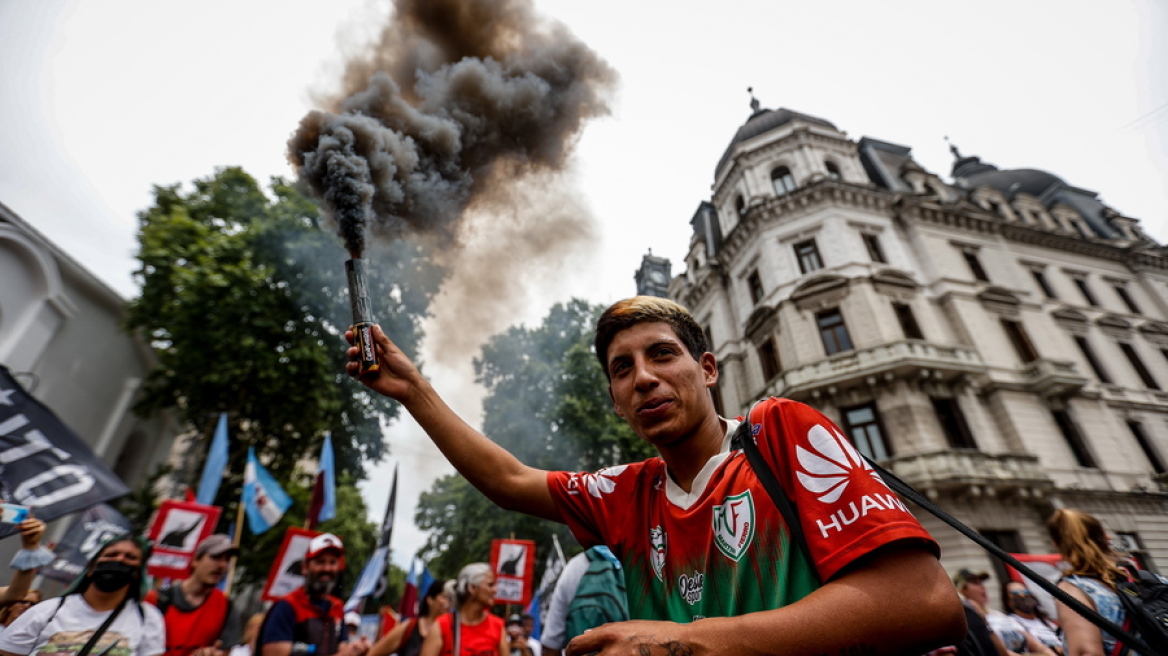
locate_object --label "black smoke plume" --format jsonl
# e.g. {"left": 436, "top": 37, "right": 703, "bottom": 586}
{"left": 288, "top": 0, "right": 617, "bottom": 258}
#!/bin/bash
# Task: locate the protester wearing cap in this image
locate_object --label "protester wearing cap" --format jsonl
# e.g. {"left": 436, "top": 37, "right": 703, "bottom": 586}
{"left": 259, "top": 534, "right": 369, "bottom": 656}
{"left": 145, "top": 534, "right": 243, "bottom": 656}
{"left": 947, "top": 568, "right": 1009, "bottom": 656}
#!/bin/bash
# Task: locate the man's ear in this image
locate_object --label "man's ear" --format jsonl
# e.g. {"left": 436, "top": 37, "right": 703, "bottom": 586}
{"left": 609, "top": 385, "right": 625, "bottom": 419}
{"left": 700, "top": 352, "right": 718, "bottom": 387}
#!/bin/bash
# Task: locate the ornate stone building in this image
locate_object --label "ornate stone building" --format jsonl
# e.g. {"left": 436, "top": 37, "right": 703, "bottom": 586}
{"left": 639, "top": 101, "right": 1168, "bottom": 589}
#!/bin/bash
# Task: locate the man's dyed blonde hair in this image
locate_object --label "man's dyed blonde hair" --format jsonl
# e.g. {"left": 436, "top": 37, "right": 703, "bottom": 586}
{"left": 594, "top": 296, "right": 708, "bottom": 377}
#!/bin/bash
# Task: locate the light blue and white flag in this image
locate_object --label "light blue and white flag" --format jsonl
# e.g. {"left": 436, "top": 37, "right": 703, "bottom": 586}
{"left": 196, "top": 413, "right": 230, "bottom": 506}
{"left": 345, "top": 545, "right": 389, "bottom": 612}
{"left": 242, "top": 446, "right": 292, "bottom": 534}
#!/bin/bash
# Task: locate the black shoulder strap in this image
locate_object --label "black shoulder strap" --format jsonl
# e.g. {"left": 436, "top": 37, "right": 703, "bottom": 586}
{"left": 730, "top": 404, "right": 821, "bottom": 586}
{"left": 863, "top": 457, "right": 1155, "bottom": 656}
{"left": 77, "top": 596, "right": 129, "bottom": 656}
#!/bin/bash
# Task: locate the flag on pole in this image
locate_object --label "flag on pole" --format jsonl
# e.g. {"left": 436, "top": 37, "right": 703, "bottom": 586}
{"left": 242, "top": 447, "right": 292, "bottom": 534}
{"left": 306, "top": 433, "right": 336, "bottom": 529}
{"left": 537, "top": 534, "right": 567, "bottom": 598}
{"left": 376, "top": 464, "right": 399, "bottom": 547}
{"left": 398, "top": 560, "right": 419, "bottom": 619}
{"left": 196, "top": 413, "right": 230, "bottom": 506}
{"left": 345, "top": 545, "right": 388, "bottom": 612}
{"left": 344, "top": 465, "right": 399, "bottom": 612}
{"left": 417, "top": 567, "right": 434, "bottom": 607}
{"left": 526, "top": 590, "right": 542, "bottom": 640}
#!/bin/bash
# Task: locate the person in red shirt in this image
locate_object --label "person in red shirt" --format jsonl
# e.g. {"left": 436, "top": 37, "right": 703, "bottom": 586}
{"left": 145, "top": 534, "right": 243, "bottom": 656}
{"left": 420, "top": 564, "right": 505, "bottom": 656}
{"left": 347, "top": 296, "right": 966, "bottom": 656}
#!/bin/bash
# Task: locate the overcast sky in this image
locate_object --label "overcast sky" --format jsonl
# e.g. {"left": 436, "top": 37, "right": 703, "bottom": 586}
{"left": 2, "top": 0, "right": 1166, "bottom": 571}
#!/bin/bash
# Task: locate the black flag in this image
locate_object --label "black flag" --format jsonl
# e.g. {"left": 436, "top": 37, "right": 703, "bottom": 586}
{"left": 377, "top": 464, "right": 398, "bottom": 547}
{"left": 0, "top": 366, "right": 131, "bottom": 522}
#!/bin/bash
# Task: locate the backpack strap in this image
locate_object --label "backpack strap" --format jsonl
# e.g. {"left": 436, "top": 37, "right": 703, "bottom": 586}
{"left": 730, "top": 402, "right": 821, "bottom": 586}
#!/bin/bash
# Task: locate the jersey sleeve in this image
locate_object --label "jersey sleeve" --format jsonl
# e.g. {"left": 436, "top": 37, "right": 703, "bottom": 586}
{"left": 749, "top": 398, "right": 938, "bottom": 580}
{"left": 546, "top": 463, "right": 645, "bottom": 551}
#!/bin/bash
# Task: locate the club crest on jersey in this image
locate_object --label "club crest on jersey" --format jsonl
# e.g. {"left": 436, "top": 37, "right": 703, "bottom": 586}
{"left": 649, "top": 526, "right": 667, "bottom": 581}
{"left": 795, "top": 423, "right": 886, "bottom": 504}
{"left": 712, "top": 491, "right": 755, "bottom": 561}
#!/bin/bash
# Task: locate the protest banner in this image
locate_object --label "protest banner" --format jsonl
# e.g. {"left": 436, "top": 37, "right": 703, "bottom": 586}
{"left": 490, "top": 538, "right": 535, "bottom": 606}
{"left": 262, "top": 527, "right": 320, "bottom": 602}
{"left": 146, "top": 499, "right": 221, "bottom": 579}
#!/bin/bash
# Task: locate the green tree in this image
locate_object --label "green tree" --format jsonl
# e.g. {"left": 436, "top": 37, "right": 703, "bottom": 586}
{"left": 414, "top": 300, "right": 653, "bottom": 580}
{"left": 126, "top": 167, "right": 444, "bottom": 515}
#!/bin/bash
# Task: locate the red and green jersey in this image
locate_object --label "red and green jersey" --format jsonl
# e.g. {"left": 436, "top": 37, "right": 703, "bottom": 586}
{"left": 547, "top": 397, "right": 937, "bottom": 623}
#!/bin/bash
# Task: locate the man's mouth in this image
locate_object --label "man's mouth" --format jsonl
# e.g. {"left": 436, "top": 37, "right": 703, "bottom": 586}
{"left": 638, "top": 397, "right": 672, "bottom": 415}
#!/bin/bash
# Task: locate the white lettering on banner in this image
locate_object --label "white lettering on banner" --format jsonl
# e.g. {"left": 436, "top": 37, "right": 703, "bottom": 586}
{"left": 148, "top": 552, "right": 189, "bottom": 570}
{"left": 815, "top": 493, "right": 910, "bottom": 538}
{"left": 0, "top": 419, "right": 71, "bottom": 463}
{"left": 14, "top": 465, "right": 95, "bottom": 507}
{"left": 495, "top": 577, "right": 523, "bottom": 603}
{"left": 80, "top": 521, "right": 130, "bottom": 558}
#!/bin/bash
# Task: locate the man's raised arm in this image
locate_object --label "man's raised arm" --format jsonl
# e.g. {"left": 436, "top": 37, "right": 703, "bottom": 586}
{"left": 346, "top": 325, "right": 559, "bottom": 521}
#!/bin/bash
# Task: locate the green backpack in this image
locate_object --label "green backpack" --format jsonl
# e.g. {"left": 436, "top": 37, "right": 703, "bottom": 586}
{"left": 564, "top": 547, "right": 629, "bottom": 642}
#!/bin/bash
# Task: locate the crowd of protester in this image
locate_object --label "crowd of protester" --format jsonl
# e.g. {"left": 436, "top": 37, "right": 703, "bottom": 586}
{"left": 0, "top": 489, "right": 1157, "bottom": 656}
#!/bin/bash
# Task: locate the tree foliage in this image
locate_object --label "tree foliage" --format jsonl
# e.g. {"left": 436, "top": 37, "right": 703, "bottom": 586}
{"left": 414, "top": 299, "right": 654, "bottom": 580}
{"left": 126, "top": 167, "right": 444, "bottom": 510}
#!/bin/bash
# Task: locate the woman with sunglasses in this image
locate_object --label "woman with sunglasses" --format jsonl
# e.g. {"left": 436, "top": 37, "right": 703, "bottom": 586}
{"left": 1003, "top": 582, "right": 1062, "bottom": 656}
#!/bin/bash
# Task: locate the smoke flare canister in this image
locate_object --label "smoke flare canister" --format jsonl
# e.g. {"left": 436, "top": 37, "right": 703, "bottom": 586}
{"left": 345, "top": 258, "right": 380, "bottom": 377}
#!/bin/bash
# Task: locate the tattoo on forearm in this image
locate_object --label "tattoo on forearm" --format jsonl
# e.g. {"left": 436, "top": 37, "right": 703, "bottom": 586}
{"left": 626, "top": 636, "right": 693, "bottom": 656}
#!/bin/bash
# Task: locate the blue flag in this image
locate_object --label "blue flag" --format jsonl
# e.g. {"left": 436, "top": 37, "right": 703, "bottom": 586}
{"left": 196, "top": 413, "right": 229, "bottom": 506}
{"left": 242, "top": 447, "right": 292, "bottom": 534}
{"left": 526, "top": 590, "right": 542, "bottom": 640}
{"left": 308, "top": 433, "right": 336, "bottom": 528}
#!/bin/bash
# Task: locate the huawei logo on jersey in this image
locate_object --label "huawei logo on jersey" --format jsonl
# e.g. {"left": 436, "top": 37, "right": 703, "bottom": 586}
{"left": 795, "top": 423, "right": 885, "bottom": 503}
{"left": 580, "top": 465, "right": 628, "bottom": 498}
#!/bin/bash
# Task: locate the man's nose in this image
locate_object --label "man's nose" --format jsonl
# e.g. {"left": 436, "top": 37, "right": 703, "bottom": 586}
{"left": 631, "top": 358, "right": 659, "bottom": 388}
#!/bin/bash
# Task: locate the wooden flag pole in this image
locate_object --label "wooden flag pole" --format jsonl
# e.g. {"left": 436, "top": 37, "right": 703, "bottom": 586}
{"left": 223, "top": 496, "right": 246, "bottom": 595}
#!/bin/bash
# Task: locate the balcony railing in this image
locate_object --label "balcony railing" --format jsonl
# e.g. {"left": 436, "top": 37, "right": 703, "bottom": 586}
{"left": 884, "top": 450, "right": 1054, "bottom": 499}
{"left": 770, "top": 339, "right": 986, "bottom": 400}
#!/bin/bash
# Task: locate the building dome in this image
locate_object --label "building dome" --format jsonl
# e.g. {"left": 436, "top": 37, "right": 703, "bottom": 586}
{"left": 716, "top": 106, "right": 838, "bottom": 177}
{"left": 960, "top": 167, "right": 1067, "bottom": 198}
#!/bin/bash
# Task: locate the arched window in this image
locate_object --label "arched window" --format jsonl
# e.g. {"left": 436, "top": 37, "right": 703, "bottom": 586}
{"left": 771, "top": 166, "right": 796, "bottom": 195}
{"left": 734, "top": 194, "right": 746, "bottom": 219}
{"left": 825, "top": 161, "right": 841, "bottom": 180}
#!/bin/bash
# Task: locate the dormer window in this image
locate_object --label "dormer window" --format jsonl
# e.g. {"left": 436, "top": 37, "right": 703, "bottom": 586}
{"left": 825, "top": 161, "right": 841, "bottom": 180}
{"left": 771, "top": 166, "right": 797, "bottom": 195}
{"left": 735, "top": 194, "right": 746, "bottom": 219}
